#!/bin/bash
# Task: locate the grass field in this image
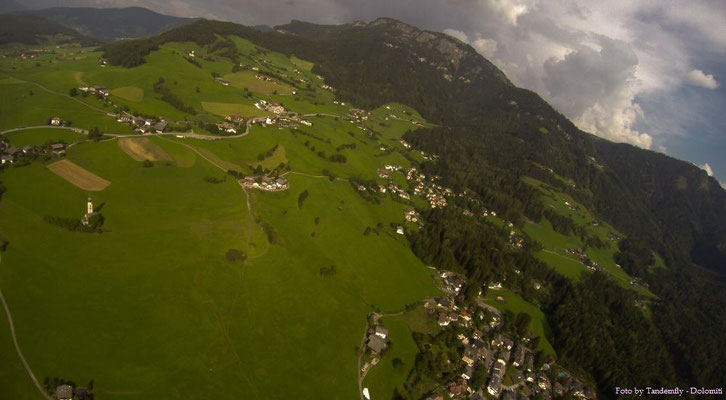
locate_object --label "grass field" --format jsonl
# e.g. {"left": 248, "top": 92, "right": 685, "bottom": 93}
{"left": 201, "top": 101, "right": 268, "bottom": 117}
{"left": 110, "top": 86, "right": 143, "bottom": 102}
{"left": 47, "top": 159, "right": 111, "bottom": 191}
{"left": 4, "top": 128, "right": 85, "bottom": 147}
{"left": 252, "top": 144, "right": 287, "bottom": 170}
{"left": 363, "top": 315, "right": 420, "bottom": 400}
{"left": 0, "top": 37, "right": 444, "bottom": 400}
{"left": 117, "top": 137, "right": 172, "bottom": 162}
{"left": 223, "top": 71, "right": 293, "bottom": 95}
{"left": 484, "top": 288, "right": 556, "bottom": 356}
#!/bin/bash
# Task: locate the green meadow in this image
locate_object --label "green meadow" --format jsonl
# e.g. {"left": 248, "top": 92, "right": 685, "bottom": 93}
{"left": 521, "top": 177, "right": 654, "bottom": 297}
{"left": 0, "top": 35, "right": 443, "bottom": 399}
{"left": 484, "top": 288, "right": 556, "bottom": 356}
{"left": 5, "top": 128, "right": 86, "bottom": 147}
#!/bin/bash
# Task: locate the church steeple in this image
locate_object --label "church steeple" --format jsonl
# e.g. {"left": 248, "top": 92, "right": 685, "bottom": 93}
{"left": 87, "top": 197, "right": 93, "bottom": 215}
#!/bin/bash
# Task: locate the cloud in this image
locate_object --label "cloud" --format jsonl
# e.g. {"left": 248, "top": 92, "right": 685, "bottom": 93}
{"left": 443, "top": 29, "right": 498, "bottom": 57}
{"left": 685, "top": 69, "right": 720, "bottom": 89}
{"left": 472, "top": 37, "right": 498, "bottom": 57}
{"left": 700, "top": 163, "right": 714, "bottom": 176}
{"left": 541, "top": 37, "right": 652, "bottom": 148}
{"left": 443, "top": 28, "right": 468, "bottom": 43}
{"left": 484, "top": 0, "right": 532, "bottom": 26}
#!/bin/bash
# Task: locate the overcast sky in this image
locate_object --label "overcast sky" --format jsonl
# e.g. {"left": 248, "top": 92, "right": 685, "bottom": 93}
{"left": 31, "top": 0, "right": 726, "bottom": 185}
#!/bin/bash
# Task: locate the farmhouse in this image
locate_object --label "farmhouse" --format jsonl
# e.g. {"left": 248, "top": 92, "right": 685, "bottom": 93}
{"left": 214, "top": 77, "right": 230, "bottom": 86}
{"left": 55, "top": 385, "right": 73, "bottom": 400}
{"left": 367, "top": 335, "right": 387, "bottom": 354}
{"left": 217, "top": 122, "right": 237, "bottom": 134}
{"left": 154, "top": 121, "right": 168, "bottom": 133}
{"left": 49, "top": 117, "right": 69, "bottom": 126}
{"left": 51, "top": 143, "right": 66, "bottom": 155}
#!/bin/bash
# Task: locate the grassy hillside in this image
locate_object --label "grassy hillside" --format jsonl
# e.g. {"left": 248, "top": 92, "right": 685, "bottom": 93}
{"left": 1, "top": 19, "right": 708, "bottom": 399}
{"left": 0, "top": 36, "right": 441, "bottom": 399}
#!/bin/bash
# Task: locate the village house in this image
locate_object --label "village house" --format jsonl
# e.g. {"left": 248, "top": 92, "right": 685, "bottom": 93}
{"left": 396, "top": 226, "right": 405, "bottom": 235}
{"left": 51, "top": 143, "right": 66, "bottom": 155}
{"left": 186, "top": 50, "right": 195, "bottom": 57}
{"left": 367, "top": 334, "right": 387, "bottom": 354}
{"left": 214, "top": 77, "right": 230, "bottom": 86}
{"left": 55, "top": 385, "right": 73, "bottom": 400}
{"left": 447, "top": 377, "right": 469, "bottom": 398}
{"left": 438, "top": 313, "right": 450, "bottom": 326}
{"left": 154, "top": 121, "right": 168, "bottom": 134}
{"left": 217, "top": 122, "right": 237, "bottom": 134}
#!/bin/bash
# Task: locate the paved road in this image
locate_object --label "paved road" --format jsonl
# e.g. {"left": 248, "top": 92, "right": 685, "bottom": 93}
{"left": 0, "top": 257, "right": 53, "bottom": 400}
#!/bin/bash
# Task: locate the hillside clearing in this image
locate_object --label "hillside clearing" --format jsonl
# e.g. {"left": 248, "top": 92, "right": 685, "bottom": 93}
{"left": 110, "top": 86, "right": 144, "bottom": 102}
{"left": 47, "top": 159, "right": 110, "bottom": 191}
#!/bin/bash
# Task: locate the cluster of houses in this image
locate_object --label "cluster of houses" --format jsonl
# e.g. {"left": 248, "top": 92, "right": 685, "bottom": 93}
{"left": 1, "top": 140, "right": 66, "bottom": 165}
{"left": 406, "top": 166, "right": 450, "bottom": 208}
{"left": 240, "top": 175, "right": 289, "bottom": 191}
{"left": 18, "top": 48, "right": 51, "bottom": 60}
{"left": 254, "top": 99, "right": 285, "bottom": 114}
{"left": 345, "top": 108, "right": 370, "bottom": 128}
{"left": 115, "top": 113, "right": 168, "bottom": 134}
{"left": 404, "top": 207, "right": 421, "bottom": 223}
{"left": 420, "top": 271, "right": 595, "bottom": 400}
{"left": 78, "top": 85, "right": 110, "bottom": 97}
{"left": 566, "top": 248, "right": 600, "bottom": 271}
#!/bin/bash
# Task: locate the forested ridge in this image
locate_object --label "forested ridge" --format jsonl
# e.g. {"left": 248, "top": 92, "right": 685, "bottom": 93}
{"left": 100, "top": 18, "right": 726, "bottom": 396}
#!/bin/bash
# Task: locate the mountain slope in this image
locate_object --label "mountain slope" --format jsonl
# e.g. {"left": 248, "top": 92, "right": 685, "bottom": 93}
{"left": 23, "top": 6, "right": 197, "bottom": 42}
{"left": 50, "top": 15, "right": 726, "bottom": 396}
{"left": 0, "top": 13, "right": 94, "bottom": 45}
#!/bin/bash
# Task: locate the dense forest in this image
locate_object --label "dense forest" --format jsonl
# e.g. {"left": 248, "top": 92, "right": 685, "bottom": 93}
{"left": 100, "top": 18, "right": 726, "bottom": 396}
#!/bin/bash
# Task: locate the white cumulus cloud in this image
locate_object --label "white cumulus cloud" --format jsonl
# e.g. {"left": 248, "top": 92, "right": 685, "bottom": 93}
{"left": 686, "top": 69, "right": 720, "bottom": 89}
{"left": 443, "top": 28, "right": 469, "bottom": 43}
{"left": 443, "top": 29, "right": 498, "bottom": 58}
{"left": 700, "top": 163, "right": 714, "bottom": 176}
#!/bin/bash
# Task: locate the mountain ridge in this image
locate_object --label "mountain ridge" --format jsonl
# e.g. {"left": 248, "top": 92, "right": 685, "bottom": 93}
{"left": 17, "top": 6, "right": 197, "bottom": 42}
